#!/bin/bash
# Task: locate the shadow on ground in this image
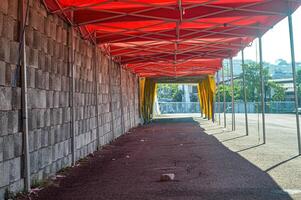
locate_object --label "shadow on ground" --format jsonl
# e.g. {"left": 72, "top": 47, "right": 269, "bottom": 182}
{"left": 26, "top": 118, "right": 292, "bottom": 200}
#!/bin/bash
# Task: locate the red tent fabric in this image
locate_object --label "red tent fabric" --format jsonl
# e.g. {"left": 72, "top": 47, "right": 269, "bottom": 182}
{"left": 43, "top": 0, "right": 300, "bottom": 77}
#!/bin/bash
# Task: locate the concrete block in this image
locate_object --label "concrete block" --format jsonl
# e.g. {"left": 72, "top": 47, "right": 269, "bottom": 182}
{"left": 53, "top": 91, "right": 59, "bottom": 108}
{"left": 0, "top": 13, "right": 3, "bottom": 37}
{"left": 0, "top": 0, "right": 9, "bottom": 15}
{"left": 45, "top": 72, "right": 49, "bottom": 90}
{"left": 27, "top": 67, "right": 35, "bottom": 88}
{"left": 0, "top": 61, "right": 5, "bottom": 86}
{"left": 34, "top": 129, "right": 42, "bottom": 150}
{"left": 0, "top": 161, "right": 9, "bottom": 187}
{"left": 29, "top": 48, "right": 39, "bottom": 68}
{"left": 28, "top": 109, "right": 37, "bottom": 131}
{"left": 41, "top": 129, "right": 48, "bottom": 148}
{"left": 8, "top": 0, "right": 18, "bottom": 20}
{"left": 36, "top": 109, "right": 45, "bottom": 128}
{"left": 30, "top": 151, "right": 38, "bottom": 173}
{"left": 38, "top": 89, "right": 47, "bottom": 109}
{"left": 45, "top": 109, "right": 51, "bottom": 127}
{"left": 0, "top": 38, "right": 10, "bottom": 62}
{"left": 33, "top": 30, "right": 42, "bottom": 50}
{"left": 46, "top": 91, "right": 53, "bottom": 108}
{"left": 49, "top": 127, "right": 55, "bottom": 145}
{"left": 29, "top": 9, "right": 39, "bottom": 30}
{"left": 14, "top": 132, "right": 22, "bottom": 157}
{"left": 0, "top": 137, "right": 2, "bottom": 162}
{"left": 12, "top": 87, "right": 21, "bottom": 110}
{"left": 25, "top": 27, "right": 34, "bottom": 47}
{"left": 0, "top": 112, "right": 8, "bottom": 136}
{"left": 7, "top": 111, "right": 19, "bottom": 134}
{"left": 0, "top": 87, "right": 12, "bottom": 111}
{"left": 35, "top": 69, "right": 43, "bottom": 89}
{"left": 3, "top": 134, "right": 14, "bottom": 160}
{"left": 47, "top": 38, "right": 54, "bottom": 57}
{"left": 5, "top": 63, "right": 13, "bottom": 86}
{"left": 37, "top": 149, "right": 42, "bottom": 169}
{"left": 9, "top": 157, "right": 21, "bottom": 183}
{"left": 2, "top": 16, "right": 15, "bottom": 41}
{"left": 9, "top": 41, "right": 19, "bottom": 65}
{"left": 44, "top": 18, "right": 51, "bottom": 38}
{"left": 9, "top": 179, "right": 24, "bottom": 194}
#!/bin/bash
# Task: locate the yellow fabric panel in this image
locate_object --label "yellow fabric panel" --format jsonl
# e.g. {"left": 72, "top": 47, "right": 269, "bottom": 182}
{"left": 141, "top": 78, "right": 156, "bottom": 123}
{"left": 139, "top": 78, "right": 146, "bottom": 118}
{"left": 208, "top": 75, "right": 216, "bottom": 93}
{"left": 197, "top": 75, "right": 216, "bottom": 120}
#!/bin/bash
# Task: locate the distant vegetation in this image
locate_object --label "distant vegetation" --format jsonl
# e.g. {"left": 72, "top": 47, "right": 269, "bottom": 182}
{"left": 218, "top": 62, "right": 285, "bottom": 102}
{"left": 157, "top": 84, "right": 184, "bottom": 102}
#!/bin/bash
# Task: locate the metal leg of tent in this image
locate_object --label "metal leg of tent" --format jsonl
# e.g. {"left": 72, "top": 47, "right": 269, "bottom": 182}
{"left": 212, "top": 95, "right": 215, "bottom": 123}
{"left": 259, "top": 36, "right": 266, "bottom": 144}
{"left": 230, "top": 58, "right": 235, "bottom": 131}
{"left": 208, "top": 92, "right": 210, "bottom": 121}
{"left": 217, "top": 71, "right": 221, "bottom": 125}
{"left": 288, "top": 14, "right": 301, "bottom": 155}
{"left": 20, "top": 0, "right": 30, "bottom": 192}
{"left": 242, "top": 50, "right": 249, "bottom": 136}
{"left": 222, "top": 67, "right": 226, "bottom": 128}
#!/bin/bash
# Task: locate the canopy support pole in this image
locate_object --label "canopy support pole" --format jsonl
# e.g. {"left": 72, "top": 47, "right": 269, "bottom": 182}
{"left": 242, "top": 50, "right": 249, "bottom": 136}
{"left": 120, "top": 66, "right": 125, "bottom": 134}
{"left": 208, "top": 92, "right": 210, "bottom": 120}
{"left": 20, "top": 0, "right": 30, "bottom": 192}
{"left": 69, "top": 12, "right": 77, "bottom": 164}
{"left": 108, "top": 60, "right": 115, "bottom": 141}
{"left": 222, "top": 66, "right": 226, "bottom": 128}
{"left": 217, "top": 71, "right": 221, "bottom": 125}
{"left": 212, "top": 91, "right": 215, "bottom": 123}
{"left": 230, "top": 58, "right": 235, "bottom": 131}
{"left": 259, "top": 36, "right": 266, "bottom": 144}
{"left": 94, "top": 46, "right": 100, "bottom": 149}
{"left": 288, "top": 14, "right": 301, "bottom": 155}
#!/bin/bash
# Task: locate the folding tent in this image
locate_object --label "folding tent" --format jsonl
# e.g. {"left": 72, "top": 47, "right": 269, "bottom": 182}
{"left": 43, "top": 0, "right": 300, "bottom": 77}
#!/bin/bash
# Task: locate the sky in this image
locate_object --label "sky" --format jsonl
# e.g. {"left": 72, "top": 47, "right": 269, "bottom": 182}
{"left": 234, "top": 7, "right": 301, "bottom": 64}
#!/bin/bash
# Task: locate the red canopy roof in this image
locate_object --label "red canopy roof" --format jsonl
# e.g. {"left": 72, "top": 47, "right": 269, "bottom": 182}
{"left": 43, "top": 0, "right": 300, "bottom": 77}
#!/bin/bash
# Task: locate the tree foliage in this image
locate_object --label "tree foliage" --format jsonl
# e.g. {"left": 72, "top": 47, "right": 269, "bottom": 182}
{"left": 217, "top": 62, "right": 285, "bottom": 102}
{"left": 157, "top": 84, "right": 183, "bottom": 102}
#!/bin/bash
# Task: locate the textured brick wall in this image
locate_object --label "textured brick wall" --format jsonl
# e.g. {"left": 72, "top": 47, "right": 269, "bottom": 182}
{"left": 0, "top": 0, "right": 140, "bottom": 198}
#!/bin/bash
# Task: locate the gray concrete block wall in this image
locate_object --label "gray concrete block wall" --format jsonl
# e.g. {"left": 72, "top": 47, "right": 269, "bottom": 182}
{"left": 121, "top": 69, "right": 141, "bottom": 133}
{"left": 0, "top": 0, "right": 24, "bottom": 198}
{"left": 0, "top": 0, "right": 140, "bottom": 199}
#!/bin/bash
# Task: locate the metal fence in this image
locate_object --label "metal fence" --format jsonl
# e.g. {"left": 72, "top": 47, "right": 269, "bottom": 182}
{"left": 158, "top": 101, "right": 296, "bottom": 114}
{"left": 158, "top": 102, "right": 201, "bottom": 114}
{"left": 214, "top": 101, "right": 295, "bottom": 113}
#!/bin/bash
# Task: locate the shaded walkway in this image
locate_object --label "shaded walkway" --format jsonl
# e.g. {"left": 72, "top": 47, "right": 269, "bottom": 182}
{"left": 29, "top": 118, "right": 291, "bottom": 200}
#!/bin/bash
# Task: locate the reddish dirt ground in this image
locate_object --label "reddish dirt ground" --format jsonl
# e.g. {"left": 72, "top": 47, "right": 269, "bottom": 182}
{"left": 24, "top": 118, "right": 291, "bottom": 200}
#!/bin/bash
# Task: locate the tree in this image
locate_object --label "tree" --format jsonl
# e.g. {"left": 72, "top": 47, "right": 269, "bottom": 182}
{"left": 157, "top": 84, "right": 183, "bottom": 102}
{"left": 217, "top": 81, "right": 241, "bottom": 102}
{"left": 270, "top": 82, "right": 285, "bottom": 101}
{"left": 276, "top": 59, "right": 288, "bottom": 66}
{"left": 218, "top": 62, "right": 285, "bottom": 102}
